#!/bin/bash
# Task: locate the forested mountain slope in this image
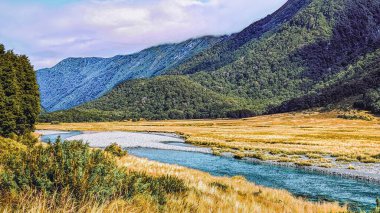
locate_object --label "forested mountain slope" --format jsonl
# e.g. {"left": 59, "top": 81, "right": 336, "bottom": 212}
{"left": 40, "top": 0, "right": 380, "bottom": 122}
{"left": 37, "top": 36, "right": 224, "bottom": 112}
{"left": 40, "top": 76, "right": 246, "bottom": 122}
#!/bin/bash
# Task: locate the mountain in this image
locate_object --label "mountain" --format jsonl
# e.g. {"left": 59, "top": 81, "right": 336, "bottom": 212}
{"left": 40, "top": 0, "right": 380, "bottom": 122}
{"left": 37, "top": 36, "right": 224, "bottom": 112}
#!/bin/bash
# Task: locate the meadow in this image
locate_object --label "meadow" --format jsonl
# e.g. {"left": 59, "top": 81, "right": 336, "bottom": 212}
{"left": 0, "top": 137, "right": 346, "bottom": 213}
{"left": 38, "top": 111, "right": 380, "bottom": 168}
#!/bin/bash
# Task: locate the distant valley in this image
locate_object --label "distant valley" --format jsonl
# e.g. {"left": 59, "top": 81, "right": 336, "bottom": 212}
{"left": 39, "top": 0, "right": 380, "bottom": 122}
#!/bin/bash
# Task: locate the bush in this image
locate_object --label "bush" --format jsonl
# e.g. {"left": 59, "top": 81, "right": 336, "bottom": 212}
{"left": 105, "top": 143, "right": 127, "bottom": 157}
{"left": 337, "top": 111, "right": 374, "bottom": 121}
{"left": 0, "top": 139, "right": 187, "bottom": 208}
{"left": 0, "top": 137, "right": 27, "bottom": 165}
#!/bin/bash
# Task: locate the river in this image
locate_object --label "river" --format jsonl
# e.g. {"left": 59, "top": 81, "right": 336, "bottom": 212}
{"left": 38, "top": 130, "right": 380, "bottom": 211}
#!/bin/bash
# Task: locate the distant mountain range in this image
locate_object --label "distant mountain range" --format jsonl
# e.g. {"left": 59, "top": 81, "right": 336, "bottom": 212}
{"left": 39, "top": 0, "right": 380, "bottom": 122}
{"left": 37, "top": 36, "right": 224, "bottom": 112}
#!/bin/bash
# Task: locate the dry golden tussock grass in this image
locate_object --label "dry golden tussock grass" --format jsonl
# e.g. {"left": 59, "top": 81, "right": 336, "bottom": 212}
{"left": 37, "top": 111, "right": 380, "bottom": 166}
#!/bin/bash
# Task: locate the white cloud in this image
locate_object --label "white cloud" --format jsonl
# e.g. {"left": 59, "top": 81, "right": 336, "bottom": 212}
{"left": 0, "top": 0, "right": 286, "bottom": 69}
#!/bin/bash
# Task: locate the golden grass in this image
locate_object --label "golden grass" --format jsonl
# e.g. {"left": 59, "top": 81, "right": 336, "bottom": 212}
{"left": 116, "top": 155, "right": 347, "bottom": 213}
{"left": 37, "top": 111, "right": 380, "bottom": 166}
{"left": 0, "top": 154, "right": 347, "bottom": 213}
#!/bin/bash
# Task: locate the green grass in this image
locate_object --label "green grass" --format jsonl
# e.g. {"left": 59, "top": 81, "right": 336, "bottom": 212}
{"left": 0, "top": 138, "right": 187, "bottom": 211}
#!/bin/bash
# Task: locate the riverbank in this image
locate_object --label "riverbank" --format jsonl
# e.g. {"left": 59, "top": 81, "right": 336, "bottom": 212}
{"left": 32, "top": 131, "right": 348, "bottom": 212}
{"left": 37, "top": 111, "right": 380, "bottom": 184}
{"left": 117, "top": 154, "right": 347, "bottom": 212}
{"left": 37, "top": 128, "right": 380, "bottom": 210}
{"left": 242, "top": 156, "right": 380, "bottom": 183}
{"left": 36, "top": 130, "right": 211, "bottom": 153}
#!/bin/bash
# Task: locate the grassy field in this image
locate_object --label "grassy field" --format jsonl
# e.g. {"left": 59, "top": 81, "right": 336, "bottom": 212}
{"left": 0, "top": 137, "right": 346, "bottom": 213}
{"left": 37, "top": 111, "right": 380, "bottom": 168}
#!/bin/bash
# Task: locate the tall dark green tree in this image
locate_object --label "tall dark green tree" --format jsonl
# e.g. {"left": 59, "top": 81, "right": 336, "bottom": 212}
{"left": 0, "top": 44, "right": 40, "bottom": 137}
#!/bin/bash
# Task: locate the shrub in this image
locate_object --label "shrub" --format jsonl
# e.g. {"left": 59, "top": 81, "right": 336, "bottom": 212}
{"left": 337, "top": 111, "right": 374, "bottom": 121}
{"left": 0, "top": 139, "right": 187, "bottom": 208}
{"left": 0, "top": 137, "right": 27, "bottom": 165}
{"left": 105, "top": 143, "right": 127, "bottom": 157}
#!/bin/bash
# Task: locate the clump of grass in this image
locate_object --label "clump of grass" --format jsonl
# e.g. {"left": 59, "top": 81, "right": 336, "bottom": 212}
{"left": 336, "top": 156, "right": 355, "bottom": 162}
{"left": 105, "top": 143, "right": 127, "bottom": 157}
{"left": 319, "top": 163, "right": 333, "bottom": 168}
{"left": 246, "top": 152, "right": 268, "bottom": 161}
{"left": 356, "top": 155, "right": 378, "bottom": 163}
{"left": 294, "top": 160, "right": 313, "bottom": 167}
{"left": 209, "top": 181, "right": 229, "bottom": 191}
{"left": 212, "top": 148, "right": 222, "bottom": 156}
{"left": 306, "top": 153, "right": 322, "bottom": 159}
{"left": 337, "top": 111, "right": 374, "bottom": 121}
{"left": 233, "top": 153, "right": 245, "bottom": 159}
{"left": 347, "top": 165, "right": 355, "bottom": 170}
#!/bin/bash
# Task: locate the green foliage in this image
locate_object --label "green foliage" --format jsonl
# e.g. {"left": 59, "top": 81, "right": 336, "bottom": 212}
{"left": 40, "top": 76, "right": 245, "bottom": 122}
{"left": 0, "top": 137, "right": 27, "bottom": 165}
{"left": 0, "top": 139, "right": 187, "bottom": 206}
{"left": 0, "top": 44, "right": 40, "bottom": 137}
{"left": 40, "top": 0, "right": 380, "bottom": 122}
{"left": 105, "top": 143, "right": 127, "bottom": 157}
{"left": 337, "top": 111, "right": 374, "bottom": 121}
{"left": 361, "top": 88, "right": 380, "bottom": 114}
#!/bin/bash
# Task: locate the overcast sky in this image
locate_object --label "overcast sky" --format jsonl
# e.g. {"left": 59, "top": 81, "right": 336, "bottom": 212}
{"left": 0, "top": 0, "right": 286, "bottom": 69}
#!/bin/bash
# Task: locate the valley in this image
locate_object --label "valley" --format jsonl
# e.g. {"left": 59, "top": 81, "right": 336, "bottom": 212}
{"left": 37, "top": 112, "right": 380, "bottom": 209}
{"left": 37, "top": 111, "right": 380, "bottom": 174}
{"left": 1, "top": 0, "right": 380, "bottom": 212}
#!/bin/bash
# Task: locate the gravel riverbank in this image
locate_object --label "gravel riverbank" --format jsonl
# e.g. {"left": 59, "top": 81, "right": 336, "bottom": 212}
{"left": 66, "top": 131, "right": 212, "bottom": 153}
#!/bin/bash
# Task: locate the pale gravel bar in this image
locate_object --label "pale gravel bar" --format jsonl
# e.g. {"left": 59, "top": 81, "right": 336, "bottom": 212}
{"left": 36, "top": 130, "right": 70, "bottom": 135}
{"left": 66, "top": 131, "right": 212, "bottom": 154}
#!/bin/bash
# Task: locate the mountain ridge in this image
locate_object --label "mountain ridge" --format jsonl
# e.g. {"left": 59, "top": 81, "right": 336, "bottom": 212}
{"left": 37, "top": 35, "right": 225, "bottom": 112}
{"left": 39, "top": 0, "right": 380, "bottom": 122}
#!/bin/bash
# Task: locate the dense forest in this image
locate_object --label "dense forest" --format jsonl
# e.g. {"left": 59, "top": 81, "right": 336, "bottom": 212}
{"left": 0, "top": 44, "right": 40, "bottom": 136}
{"left": 39, "top": 76, "right": 251, "bottom": 122}
{"left": 40, "top": 0, "right": 380, "bottom": 122}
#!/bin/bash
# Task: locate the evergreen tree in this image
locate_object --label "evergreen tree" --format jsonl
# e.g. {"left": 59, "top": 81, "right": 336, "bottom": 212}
{"left": 0, "top": 44, "right": 40, "bottom": 137}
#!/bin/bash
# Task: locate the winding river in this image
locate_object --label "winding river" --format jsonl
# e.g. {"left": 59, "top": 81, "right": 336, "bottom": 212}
{"left": 38, "top": 130, "right": 380, "bottom": 211}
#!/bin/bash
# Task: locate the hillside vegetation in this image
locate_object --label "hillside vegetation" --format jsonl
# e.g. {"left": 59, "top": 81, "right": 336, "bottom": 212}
{"left": 37, "top": 36, "right": 223, "bottom": 112}
{"left": 40, "top": 0, "right": 380, "bottom": 122}
{"left": 40, "top": 76, "right": 248, "bottom": 122}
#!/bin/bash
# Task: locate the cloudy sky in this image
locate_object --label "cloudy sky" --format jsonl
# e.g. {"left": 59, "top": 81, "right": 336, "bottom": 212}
{"left": 0, "top": 0, "right": 286, "bottom": 69}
